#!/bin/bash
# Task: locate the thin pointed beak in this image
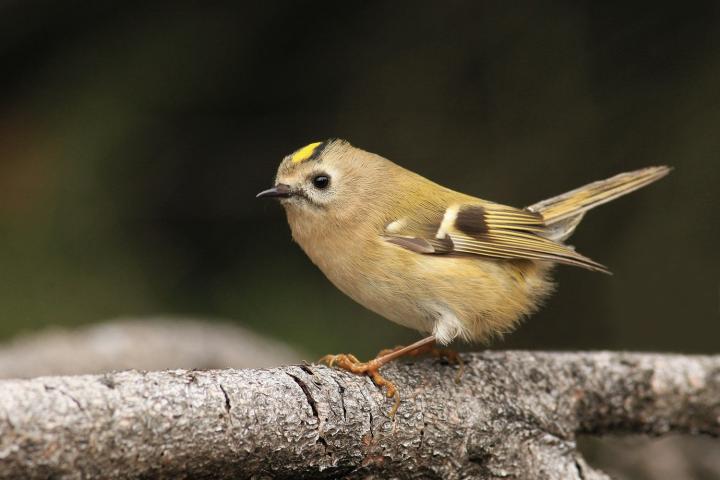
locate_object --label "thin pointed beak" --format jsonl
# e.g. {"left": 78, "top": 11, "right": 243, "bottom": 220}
{"left": 256, "top": 183, "right": 292, "bottom": 199}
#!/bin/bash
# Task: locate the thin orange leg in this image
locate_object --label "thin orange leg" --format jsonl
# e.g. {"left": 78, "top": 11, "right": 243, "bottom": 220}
{"left": 320, "top": 335, "right": 441, "bottom": 417}
{"left": 377, "top": 341, "right": 464, "bottom": 381}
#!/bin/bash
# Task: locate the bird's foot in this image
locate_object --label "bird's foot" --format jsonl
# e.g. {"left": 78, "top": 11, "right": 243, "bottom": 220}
{"left": 319, "top": 336, "right": 438, "bottom": 417}
{"left": 319, "top": 353, "right": 400, "bottom": 417}
{"left": 436, "top": 348, "right": 464, "bottom": 383}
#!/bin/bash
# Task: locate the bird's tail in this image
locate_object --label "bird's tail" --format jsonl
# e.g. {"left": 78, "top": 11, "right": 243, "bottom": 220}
{"left": 528, "top": 166, "right": 671, "bottom": 241}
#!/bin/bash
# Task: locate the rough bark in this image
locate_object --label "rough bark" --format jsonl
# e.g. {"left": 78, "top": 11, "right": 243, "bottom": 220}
{"left": 0, "top": 352, "right": 718, "bottom": 479}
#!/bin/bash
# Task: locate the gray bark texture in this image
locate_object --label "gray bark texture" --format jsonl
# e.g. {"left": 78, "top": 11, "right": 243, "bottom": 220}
{"left": 0, "top": 351, "right": 718, "bottom": 479}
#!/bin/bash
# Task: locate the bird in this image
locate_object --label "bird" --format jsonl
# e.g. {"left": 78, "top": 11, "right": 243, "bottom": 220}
{"left": 257, "top": 139, "right": 670, "bottom": 414}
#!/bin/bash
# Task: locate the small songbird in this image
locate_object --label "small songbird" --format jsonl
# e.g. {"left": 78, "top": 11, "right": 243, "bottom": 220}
{"left": 258, "top": 139, "right": 669, "bottom": 413}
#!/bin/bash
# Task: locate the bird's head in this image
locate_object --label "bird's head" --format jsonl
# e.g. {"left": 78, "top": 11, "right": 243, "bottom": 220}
{"left": 257, "top": 139, "right": 391, "bottom": 224}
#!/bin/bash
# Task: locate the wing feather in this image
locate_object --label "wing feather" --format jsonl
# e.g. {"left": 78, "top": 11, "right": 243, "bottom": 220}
{"left": 384, "top": 201, "right": 609, "bottom": 273}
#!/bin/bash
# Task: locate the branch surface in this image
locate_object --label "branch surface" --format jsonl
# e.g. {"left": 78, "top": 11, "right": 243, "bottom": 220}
{"left": 0, "top": 351, "right": 718, "bottom": 479}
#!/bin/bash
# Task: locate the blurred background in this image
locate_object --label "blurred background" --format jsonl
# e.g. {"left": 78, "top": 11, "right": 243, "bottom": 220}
{"left": 0, "top": 1, "right": 718, "bottom": 359}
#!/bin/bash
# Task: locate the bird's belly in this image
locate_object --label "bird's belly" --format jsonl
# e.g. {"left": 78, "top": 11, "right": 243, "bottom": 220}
{"left": 303, "top": 236, "right": 553, "bottom": 344}
{"left": 303, "top": 242, "right": 431, "bottom": 333}
{"left": 322, "top": 262, "right": 436, "bottom": 333}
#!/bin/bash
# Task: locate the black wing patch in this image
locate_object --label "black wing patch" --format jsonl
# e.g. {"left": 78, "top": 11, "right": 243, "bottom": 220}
{"left": 383, "top": 202, "right": 609, "bottom": 273}
{"left": 455, "top": 205, "right": 488, "bottom": 237}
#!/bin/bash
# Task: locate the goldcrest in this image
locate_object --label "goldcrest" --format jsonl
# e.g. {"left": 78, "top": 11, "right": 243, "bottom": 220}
{"left": 258, "top": 139, "right": 669, "bottom": 409}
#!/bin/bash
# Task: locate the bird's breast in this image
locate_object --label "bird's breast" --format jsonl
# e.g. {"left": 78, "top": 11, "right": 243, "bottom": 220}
{"left": 288, "top": 215, "right": 433, "bottom": 330}
{"left": 286, "top": 208, "right": 554, "bottom": 342}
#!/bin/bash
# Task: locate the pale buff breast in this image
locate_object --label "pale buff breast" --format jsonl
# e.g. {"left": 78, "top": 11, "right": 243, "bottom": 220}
{"left": 289, "top": 216, "right": 435, "bottom": 333}
{"left": 288, "top": 209, "right": 553, "bottom": 344}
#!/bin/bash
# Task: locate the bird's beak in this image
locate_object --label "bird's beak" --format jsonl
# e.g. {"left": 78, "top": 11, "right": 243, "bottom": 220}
{"left": 256, "top": 183, "right": 292, "bottom": 199}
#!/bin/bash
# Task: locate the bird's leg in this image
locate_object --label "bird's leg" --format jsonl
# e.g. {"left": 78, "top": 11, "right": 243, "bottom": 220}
{"left": 319, "top": 335, "right": 437, "bottom": 417}
{"left": 377, "top": 339, "right": 464, "bottom": 381}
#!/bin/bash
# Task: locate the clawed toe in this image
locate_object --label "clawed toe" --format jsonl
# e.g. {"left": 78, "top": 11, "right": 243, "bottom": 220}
{"left": 318, "top": 336, "right": 440, "bottom": 418}
{"left": 319, "top": 352, "right": 400, "bottom": 417}
{"left": 428, "top": 348, "right": 464, "bottom": 382}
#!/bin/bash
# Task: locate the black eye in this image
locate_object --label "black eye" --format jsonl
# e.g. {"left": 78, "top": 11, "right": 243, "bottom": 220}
{"left": 312, "top": 174, "right": 330, "bottom": 189}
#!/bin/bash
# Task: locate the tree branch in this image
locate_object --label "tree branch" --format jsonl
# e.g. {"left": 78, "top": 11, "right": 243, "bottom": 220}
{"left": 0, "top": 352, "right": 718, "bottom": 479}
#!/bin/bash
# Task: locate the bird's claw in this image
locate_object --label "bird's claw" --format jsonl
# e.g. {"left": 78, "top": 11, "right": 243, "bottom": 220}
{"left": 319, "top": 353, "right": 401, "bottom": 417}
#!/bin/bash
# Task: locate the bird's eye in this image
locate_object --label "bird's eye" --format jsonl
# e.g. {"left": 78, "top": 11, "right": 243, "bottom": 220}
{"left": 312, "top": 174, "right": 330, "bottom": 189}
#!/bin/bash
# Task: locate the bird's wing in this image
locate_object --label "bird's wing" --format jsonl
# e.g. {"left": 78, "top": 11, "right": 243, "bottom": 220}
{"left": 383, "top": 201, "right": 609, "bottom": 273}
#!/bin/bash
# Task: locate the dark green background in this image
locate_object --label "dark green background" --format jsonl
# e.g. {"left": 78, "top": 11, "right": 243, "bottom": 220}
{"left": 1, "top": 1, "right": 717, "bottom": 358}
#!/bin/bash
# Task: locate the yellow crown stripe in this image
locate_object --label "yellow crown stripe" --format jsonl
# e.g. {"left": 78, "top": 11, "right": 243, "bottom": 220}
{"left": 290, "top": 141, "right": 323, "bottom": 164}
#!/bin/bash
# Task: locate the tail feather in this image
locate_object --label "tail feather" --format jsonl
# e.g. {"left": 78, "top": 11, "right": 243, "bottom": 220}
{"left": 528, "top": 166, "right": 670, "bottom": 225}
